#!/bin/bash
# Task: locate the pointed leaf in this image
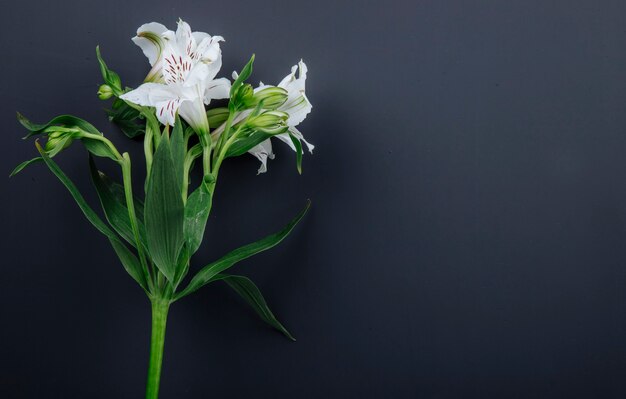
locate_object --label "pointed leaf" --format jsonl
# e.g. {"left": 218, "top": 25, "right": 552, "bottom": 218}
{"left": 183, "top": 179, "right": 213, "bottom": 255}
{"left": 175, "top": 200, "right": 310, "bottom": 299}
{"left": 225, "top": 131, "right": 272, "bottom": 158}
{"left": 89, "top": 156, "right": 146, "bottom": 249}
{"left": 10, "top": 157, "right": 42, "bottom": 177}
{"left": 35, "top": 143, "right": 146, "bottom": 289}
{"left": 109, "top": 239, "right": 148, "bottom": 291}
{"left": 170, "top": 116, "right": 185, "bottom": 192}
{"left": 145, "top": 138, "right": 185, "bottom": 282}
{"left": 96, "top": 46, "right": 122, "bottom": 94}
{"left": 288, "top": 132, "right": 303, "bottom": 174}
{"left": 222, "top": 274, "right": 295, "bottom": 340}
{"left": 230, "top": 54, "right": 255, "bottom": 97}
{"left": 18, "top": 113, "right": 100, "bottom": 137}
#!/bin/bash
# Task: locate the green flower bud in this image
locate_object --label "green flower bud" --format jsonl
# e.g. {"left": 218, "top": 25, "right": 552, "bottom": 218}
{"left": 232, "top": 83, "right": 255, "bottom": 110}
{"left": 42, "top": 126, "right": 83, "bottom": 156}
{"left": 246, "top": 110, "right": 289, "bottom": 135}
{"left": 251, "top": 87, "right": 288, "bottom": 110}
{"left": 98, "top": 84, "right": 114, "bottom": 100}
{"left": 45, "top": 136, "right": 74, "bottom": 156}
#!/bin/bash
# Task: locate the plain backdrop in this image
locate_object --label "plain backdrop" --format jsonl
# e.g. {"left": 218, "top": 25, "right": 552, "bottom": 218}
{"left": 2, "top": 0, "right": 626, "bottom": 398}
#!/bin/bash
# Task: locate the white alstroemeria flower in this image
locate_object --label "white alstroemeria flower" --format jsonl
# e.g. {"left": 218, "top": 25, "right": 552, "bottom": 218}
{"left": 248, "top": 61, "right": 313, "bottom": 173}
{"left": 121, "top": 19, "right": 230, "bottom": 132}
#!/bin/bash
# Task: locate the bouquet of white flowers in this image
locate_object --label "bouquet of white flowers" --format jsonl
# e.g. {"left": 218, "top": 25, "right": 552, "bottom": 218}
{"left": 11, "top": 19, "right": 313, "bottom": 399}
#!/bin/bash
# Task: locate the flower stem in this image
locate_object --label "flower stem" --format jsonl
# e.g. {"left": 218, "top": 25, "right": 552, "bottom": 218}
{"left": 146, "top": 299, "right": 170, "bottom": 399}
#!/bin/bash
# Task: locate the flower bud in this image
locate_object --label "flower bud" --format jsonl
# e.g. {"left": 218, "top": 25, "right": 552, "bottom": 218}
{"left": 45, "top": 136, "right": 74, "bottom": 156}
{"left": 42, "top": 126, "right": 83, "bottom": 156}
{"left": 231, "top": 83, "right": 255, "bottom": 110}
{"left": 97, "top": 84, "right": 114, "bottom": 100}
{"left": 246, "top": 110, "right": 289, "bottom": 135}
{"left": 251, "top": 87, "right": 288, "bottom": 110}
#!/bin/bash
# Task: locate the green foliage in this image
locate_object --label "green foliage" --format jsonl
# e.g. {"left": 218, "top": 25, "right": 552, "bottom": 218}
{"left": 183, "top": 178, "right": 213, "bottom": 255}
{"left": 9, "top": 157, "right": 42, "bottom": 177}
{"left": 221, "top": 274, "right": 295, "bottom": 340}
{"left": 175, "top": 200, "right": 310, "bottom": 300}
{"left": 106, "top": 99, "right": 146, "bottom": 139}
{"left": 96, "top": 46, "right": 122, "bottom": 95}
{"left": 144, "top": 137, "right": 185, "bottom": 283}
{"left": 289, "top": 132, "right": 304, "bottom": 175}
{"left": 34, "top": 143, "right": 147, "bottom": 290}
{"left": 17, "top": 113, "right": 100, "bottom": 137}
{"left": 89, "top": 157, "right": 146, "bottom": 249}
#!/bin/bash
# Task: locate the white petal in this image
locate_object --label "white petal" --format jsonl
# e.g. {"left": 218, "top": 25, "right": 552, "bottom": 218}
{"left": 281, "top": 92, "right": 312, "bottom": 127}
{"left": 119, "top": 82, "right": 164, "bottom": 107}
{"left": 121, "top": 83, "right": 185, "bottom": 126}
{"left": 248, "top": 139, "right": 275, "bottom": 174}
{"left": 161, "top": 43, "right": 194, "bottom": 85}
{"left": 204, "top": 77, "right": 231, "bottom": 104}
{"left": 155, "top": 98, "right": 182, "bottom": 126}
{"left": 132, "top": 22, "right": 169, "bottom": 66}
{"left": 178, "top": 96, "right": 209, "bottom": 133}
{"left": 176, "top": 19, "right": 196, "bottom": 57}
{"left": 289, "top": 126, "right": 315, "bottom": 153}
{"left": 278, "top": 61, "right": 312, "bottom": 126}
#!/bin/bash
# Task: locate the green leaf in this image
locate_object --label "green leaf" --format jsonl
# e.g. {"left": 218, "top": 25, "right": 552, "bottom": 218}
{"left": 35, "top": 143, "right": 147, "bottom": 290}
{"left": 109, "top": 239, "right": 148, "bottom": 291}
{"left": 221, "top": 274, "right": 295, "bottom": 341}
{"left": 145, "top": 138, "right": 185, "bottom": 282}
{"left": 18, "top": 113, "right": 100, "bottom": 137}
{"left": 183, "top": 179, "right": 213, "bottom": 255}
{"left": 106, "top": 98, "right": 145, "bottom": 138}
{"left": 173, "top": 244, "right": 191, "bottom": 289}
{"left": 89, "top": 156, "right": 146, "bottom": 249}
{"left": 175, "top": 200, "right": 310, "bottom": 299}
{"left": 225, "top": 130, "right": 273, "bottom": 158}
{"left": 82, "top": 137, "right": 119, "bottom": 161}
{"left": 170, "top": 116, "right": 185, "bottom": 193}
{"left": 289, "top": 132, "right": 303, "bottom": 175}
{"left": 9, "top": 157, "right": 42, "bottom": 177}
{"left": 230, "top": 54, "right": 255, "bottom": 97}
{"left": 96, "top": 46, "right": 122, "bottom": 94}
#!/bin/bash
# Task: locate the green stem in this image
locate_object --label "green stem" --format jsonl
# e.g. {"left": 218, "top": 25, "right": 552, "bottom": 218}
{"left": 146, "top": 299, "right": 170, "bottom": 399}
{"left": 121, "top": 153, "right": 154, "bottom": 292}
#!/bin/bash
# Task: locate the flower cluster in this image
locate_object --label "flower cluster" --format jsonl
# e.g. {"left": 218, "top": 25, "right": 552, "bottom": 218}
{"left": 121, "top": 19, "right": 313, "bottom": 173}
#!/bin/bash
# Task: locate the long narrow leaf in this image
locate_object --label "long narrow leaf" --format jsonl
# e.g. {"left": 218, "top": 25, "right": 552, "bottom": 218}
{"left": 9, "top": 157, "right": 42, "bottom": 177}
{"left": 18, "top": 113, "right": 100, "bottom": 137}
{"left": 35, "top": 143, "right": 147, "bottom": 289}
{"left": 222, "top": 274, "right": 295, "bottom": 341}
{"left": 89, "top": 156, "right": 146, "bottom": 249}
{"left": 175, "top": 200, "right": 310, "bottom": 299}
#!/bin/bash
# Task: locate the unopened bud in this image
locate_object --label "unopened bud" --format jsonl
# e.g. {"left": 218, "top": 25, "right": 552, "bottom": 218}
{"left": 251, "top": 86, "right": 288, "bottom": 110}
{"left": 98, "top": 84, "right": 114, "bottom": 100}
{"left": 246, "top": 110, "right": 289, "bottom": 135}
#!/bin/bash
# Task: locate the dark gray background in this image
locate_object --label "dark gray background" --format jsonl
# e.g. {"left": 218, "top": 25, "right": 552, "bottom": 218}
{"left": 2, "top": 0, "right": 626, "bottom": 398}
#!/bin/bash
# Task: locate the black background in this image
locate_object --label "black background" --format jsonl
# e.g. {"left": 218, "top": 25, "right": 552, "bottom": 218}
{"left": 2, "top": 1, "right": 626, "bottom": 398}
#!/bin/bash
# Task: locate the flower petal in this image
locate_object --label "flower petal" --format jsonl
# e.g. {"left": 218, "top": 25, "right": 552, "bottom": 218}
{"left": 162, "top": 43, "right": 194, "bottom": 85}
{"left": 278, "top": 61, "right": 312, "bottom": 126}
{"left": 120, "top": 83, "right": 184, "bottom": 126}
{"left": 178, "top": 96, "right": 209, "bottom": 133}
{"left": 274, "top": 126, "right": 315, "bottom": 154}
{"left": 132, "top": 22, "right": 169, "bottom": 66}
{"left": 248, "top": 139, "right": 275, "bottom": 174}
{"left": 176, "top": 19, "right": 196, "bottom": 58}
{"left": 204, "top": 77, "right": 231, "bottom": 104}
